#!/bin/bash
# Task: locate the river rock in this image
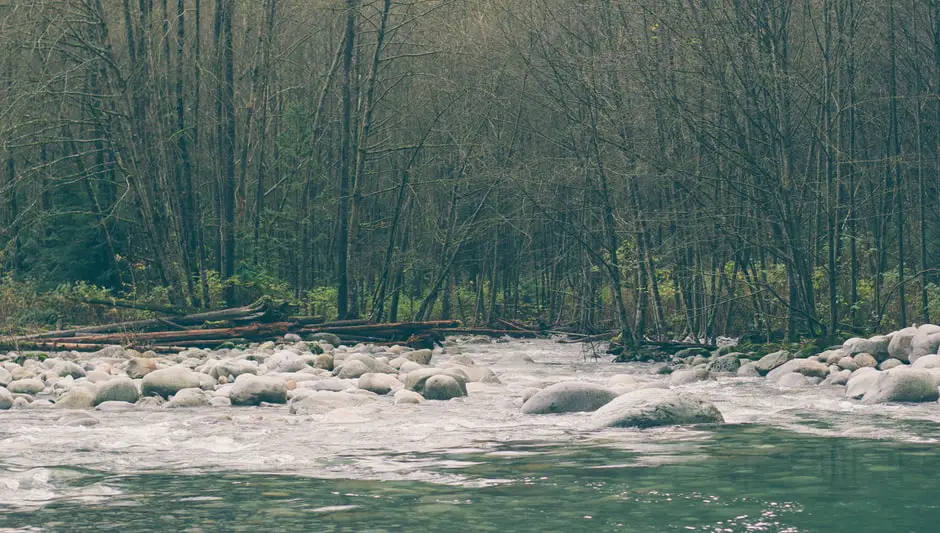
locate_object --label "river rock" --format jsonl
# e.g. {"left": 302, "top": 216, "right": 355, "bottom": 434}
{"left": 818, "top": 349, "right": 846, "bottom": 365}
{"left": 737, "top": 362, "right": 760, "bottom": 377}
{"left": 164, "top": 388, "right": 210, "bottom": 408}
{"left": 404, "top": 349, "right": 433, "bottom": 365}
{"left": 335, "top": 360, "right": 371, "bottom": 379}
{"left": 880, "top": 358, "right": 904, "bottom": 370}
{"left": 669, "top": 368, "right": 709, "bottom": 386}
{"left": 7, "top": 378, "right": 45, "bottom": 395}
{"left": 0, "top": 387, "right": 12, "bottom": 410}
{"left": 591, "top": 389, "right": 724, "bottom": 429}
{"left": 308, "top": 333, "right": 342, "bottom": 347}
{"left": 520, "top": 387, "right": 541, "bottom": 403}
{"left": 358, "top": 373, "right": 402, "bottom": 395}
{"left": 843, "top": 336, "right": 891, "bottom": 359}
{"left": 54, "top": 388, "right": 96, "bottom": 409}
{"left": 767, "top": 359, "right": 830, "bottom": 382}
{"left": 705, "top": 353, "right": 740, "bottom": 373}
{"left": 822, "top": 369, "right": 851, "bottom": 386}
{"left": 95, "top": 377, "right": 140, "bottom": 404}
{"left": 230, "top": 374, "right": 288, "bottom": 406}
{"left": 862, "top": 368, "right": 939, "bottom": 404}
{"left": 853, "top": 353, "right": 878, "bottom": 369}
{"left": 283, "top": 333, "right": 302, "bottom": 343}
{"left": 912, "top": 354, "right": 940, "bottom": 370}
{"left": 887, "top": 328, "right": 918, "bottom": 362}
{"left": 910, "top": 329, "right": 940, "bottom": 363}
{"left": 135, "top": 396, "right": 164, "bottom": 409}
{"left": 304, "top": 378, "right": 354, "bottom": 392}
{"left": 95, "top": 401, "right": 136, "bottom": 411}
{"left": 423, "top": 375, "right": 467, "bottom": 400}
{"left": 267, "top": 351, "right": 308, "bottom": 373}
{"left": 845, "top": 368, "right": 881, "bottom": 399}
{"left": 288, "top": 391, "right": 375, "bottom": 415}
{"left": 0, "top": 367, "right": 10, "bottom": 387}
{"left": 210, "top": 396, "right": 232, "bottom": 407}
{"left": 140, "top": 366, "right": 201, "bottom": 399}
{"left": 776, "top": 373, "right": 812, "bottom": 388}
{"left": 404, "top": 368, "right": 468, "bottom": 394}
{"left": 207, "top": 360, "right": 258, "bottom": 380}
{"left": 754, "top": 351, "right": 794, "bottom": 375}
{"left": 52, "top": 361, "right": 86, "bottom": 379}
{"left": 837, "top": 357, "right": 858, "bottom": 371}
{"left": 521, "top": 382, "right": 618, "bottom": 414}
{"left": 394, "top": 389, "right": 424, "bottom": 405}
{"left": 85, "top": 370, "right": 113, "bottom": 384}
{"left": 126, "top": 358, "right": 158, "bottom": 379}
{"left": 312, "top": 354, "right": 334, "bottom": 371}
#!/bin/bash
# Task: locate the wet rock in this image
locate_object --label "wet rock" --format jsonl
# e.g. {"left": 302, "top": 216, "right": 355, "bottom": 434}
{"left": 305, "top": 378, "right": 354, "bottom": 392}
{"left": 0, "top": 367, "right": 10, "bottom": 387}
{"left": 669, "top": 368, "right": 709, "bottom": 386}
{"left": 837, "top": 357, "right": 858, "bottom": 371}
{"left": 135, "top": 396, "right": 164, "bottom": 409}
{"left": 818, "top": 349, "right": 846, "bottom": 365}
{"left": 358, "top": 373, "right": 401, "bottom": 395}
{"left": 843, "top": 336, "right": 891, "bottom": 359}
{"left": 521, "top": 381, "right": 617, "bottom": 414}
{"left": 54, "top": 388, "right": 96, "bottom": 409}
{"left": 887, "top": 328, "right": 918, "bottom": 362}
{"left": 95, "top": 401, "right": 136, "bottom": 411}
{"left": 394, "top": 389, "right": 424, "bottom": 405}
{"left": 910, "top": 329, "right": 940, "bottom": 363}
{"left": 335, "top": 360, "right": 371, "bottom": 380}
{"left": 453, "top": 355, "right": 476, "bottom": 366}
{"left": 57, "top": 411, "right": 99, "bottom": 427}
{"left": 754, "top": 351, "right": 794, "bottom": 376}
{"left": 165, "top": 388, "right": 211, "bottom": 408}
{"left": 521, "top": 387, "right": 540, "bottom": 403}
{"left": 52, "top": 361, "right": 86, "bottom": 379}
{"left": 398, "top": 361, "right": 422, "bottom": 375}
{"left": 853, "top": 353, "right": 878, "bottom": 369}
{"left": 140, "top": 366, "right": 201, "bottom": 399}
{"left": 404, "top": 368, "right": 469, "bottom": 394}
{"left": 10, "top": 366, "right": 34, "bottom": 381}
{"left": 705, "top": 353, "right": 740, "bottom": 373}
{"left": 195, "top": 372, "right": 217, "bottom": 390}
{"left": 845, "top": 368, "right": 881, "bottom": 399}
{"left": 288, "top": 391, "right": 375, "bottom": 415}
{"left": 776, "top": 373, "right": 812, "bottom": 388}
{"left": 767, "top": 359, "right": 829, "bottom": 382}
{"left": 862, "top": 368, "right": 939, "bottom": 404}
{"left": 822, "top": 369, "right": 851, "bottom": 386}
{"left": 737, "top": 362, "right": 760, "bottom": 377}
{"left": 207, "top": 360, "right": 258, "bottom": 380}
{"left": 7, "top": 378, "right": 44, "bottom": 395}
{"left": 95, "top": 378, "right": 139, "bottom": 404}
{"left": 912, "top": 354, "right": 940, "bottom": 369}
{"left": 210, "top": 396, "right": 232, "bottom": 407}
{"left": 0, "top": 387, "right": 12, "bottom": 410}
{"left": 230, "top": 374, "right": 288, "bottom": 406}
{"left": 674, "top": 347, "right": 710, "bottom": 359}
{"left": 85, "top": 370, "right": 113, "bottom": 384}
{"left": 126, "top": 358, "right": 158, "bottom": 379}
{"left": 591, "top": 389, "right": 724, "bottom": 429}
{"left": 880, "top": 358, "right": 904, "bottom": 371}
{"left": 421, "top": 375, "right": 465, "bottom": 400}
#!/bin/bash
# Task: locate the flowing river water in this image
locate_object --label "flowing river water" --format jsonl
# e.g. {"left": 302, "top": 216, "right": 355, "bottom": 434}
{"left": 1, "top": 339, "right": 939, "bottom": 532}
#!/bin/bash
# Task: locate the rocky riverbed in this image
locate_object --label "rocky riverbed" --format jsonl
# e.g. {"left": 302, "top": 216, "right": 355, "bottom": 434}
{"left": 3, "top": 332, "right": 940, "bottom": 510}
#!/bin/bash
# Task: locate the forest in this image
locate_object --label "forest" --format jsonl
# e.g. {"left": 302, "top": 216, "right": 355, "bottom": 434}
{"left": 0, "top": 0, "right": 938, "bottom": 347}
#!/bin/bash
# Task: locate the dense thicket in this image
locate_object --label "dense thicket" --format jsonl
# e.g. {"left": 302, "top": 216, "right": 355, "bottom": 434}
{"left": 1, "top": 0, "right": 938, "bottom": 343}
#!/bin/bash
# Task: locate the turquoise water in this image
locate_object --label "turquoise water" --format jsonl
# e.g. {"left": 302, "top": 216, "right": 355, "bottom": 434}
{"left": 3, "top": 423, "right": 938, "bottom": 532}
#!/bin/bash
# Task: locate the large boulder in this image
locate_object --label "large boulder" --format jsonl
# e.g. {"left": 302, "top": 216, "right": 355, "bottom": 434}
{"left": 818, "top": 350, "right": 847, "bottom": 365}
{"left": 230, "top": 375, "right": 288, "bottom": 405}
{"left": 358, "top": 373, "right": 402, "bottom": 395}
{"left": 0, "top": 387, "right": 12, "bottom": 410}
{"left": 887, "top": 327, "right": 918, "bottom": 362}
{"left": 910, "top": 328, "right": 940, "bottom": 363}
{"left": 335, "top": 360, "right": 371, "bottom": 380}
{"left": 140, "top": 366, "right": 201, "bottom": 399}
{"left": 404, "top": 368, "right": 469, "bottom": 394}
{"left": 7, "top": 378, "right": 45, "bottom": 395}
{"left": 0, "top": 367, "right": 10, "bottom": 387}
{"left": 94, "top": 377, "right": 139, "bottom": 404}
{"left": 422, "top": 375, "right": 467, "bottom": 400}
{"left": 591, "top": 389, "right": 724, "bottom": 429}
{"left": 54, "top": 388, "right": 96, "bottom": 409}
{"left": 705, "top": 353, "right": 741, "bottom": 373}
{"left": 312, "top": 354, "right": 334, "bottom": 371}
{"left": 862, "top": 368, "right": 939, "bottom": 404}
{"left": 837, "top": 357, "right": 858, "bottom": 371}
{"left": 845, "top": 368, "right": 881, "bottom": 399}
{"left": 754, "top": 351, "right": 795, "bottom": 376}
{"left": 843, "top": 336, "right": 891, "bottom": 359}
{"left": 776, "top": 373, "right": 813, "bottom": 388}
{"left": 52, "top": 361, "right": 86, "bottom": 379}
{"left": 880, "top": 358, "right": 904, "bottom": 370}
{"left": 822, "top": 369, "right": 852, "bottom": 386}
{"left": 165, "top": 388, "right": 211, "bottom": 408}
{"left": 521, "top": 382, "right": 618, "bottom": 415}
{"left": 766, "top": 359, "right": 830, "bottom": 382}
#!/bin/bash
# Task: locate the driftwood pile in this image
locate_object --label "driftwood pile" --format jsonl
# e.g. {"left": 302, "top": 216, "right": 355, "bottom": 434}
{"left": 0, "top": 299, "right": 541, "bottom": 353}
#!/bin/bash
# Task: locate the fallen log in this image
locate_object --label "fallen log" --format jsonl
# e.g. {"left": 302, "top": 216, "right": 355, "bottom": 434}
{"left": 0, "top": 341, "right": 124, "bottom": 352}
{"left": 41, "top": 322, "right": 293, "bottom": 345}
{"left": 300, "top": 320, "right": 461, "bottom": 335}
{"left": 77, "top": 297, "right": 195, "bottom": 315}
{"left": 444, "top": 328, "right": 540, "bottom": 338}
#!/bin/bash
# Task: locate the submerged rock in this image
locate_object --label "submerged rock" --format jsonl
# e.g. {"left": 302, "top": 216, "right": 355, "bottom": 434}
{"left": 845, "top": 368, "right": 881, "bottom": 399}
{"left": 95, "top": 401, "right": 136, "bottom": 411}
{"left": 394, "top": 389, "right": 424, "bottom": 405}
{"left": 422, "top": 375, "right": 467, "bottom": 400}
{"left": 767, "top": 359, "right": 829, "bottom": 382}
{"left": 521, "top": 382, "right": 618, "bottom": 415}
{"left": 775, "top": 373, "right": 813, "bottom": 388}
{"left": 669, "top": 368, "right": 709, "bottom": 386}
{"left": 862, "top": 368, "right": 939, "bottom": 404}
{"left": 54, "top": 388, "right": 96, "bottom": 409}
{"left": 358, "top": 373, "right": 401, "bottom": 395}
{"left": 165, "top": 388, "right": 211, "bottom": 408}
{"left": 7, "top": 378, "right": 44, "bottom": 395}
{"left": 591, "top": 389, "right": 724, "bottom": 429}
{"left": 0, "top": 387, "right": 12, "bottom": 410}
{"left": 737, "top": 362, "right": 760, "bottom": 377}
{"left": 288, "top": 391, "right": 375, "bottom": 415}
{"left": 822, "top": 369, "right": 851, "bottom": 386}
